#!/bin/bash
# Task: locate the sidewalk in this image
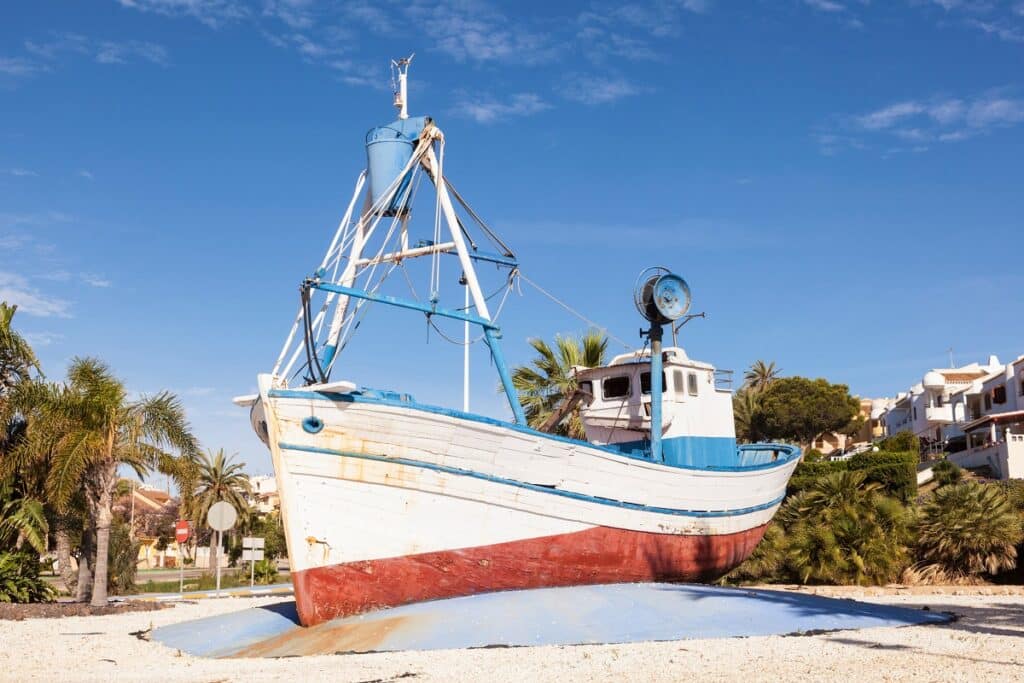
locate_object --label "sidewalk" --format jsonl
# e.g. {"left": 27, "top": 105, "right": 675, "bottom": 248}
{"left": 127, "top": 582, "right": 294, "bottom": 602}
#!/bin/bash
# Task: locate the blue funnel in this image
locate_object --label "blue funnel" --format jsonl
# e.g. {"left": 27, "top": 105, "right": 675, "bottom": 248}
{"left": 365, "top": 116, "right": 429, "bottom": 216}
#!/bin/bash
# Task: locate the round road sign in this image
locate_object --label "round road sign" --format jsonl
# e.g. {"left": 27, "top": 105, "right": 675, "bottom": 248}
{"left": 207, "top": 501, "right": 238, "bottom": 531}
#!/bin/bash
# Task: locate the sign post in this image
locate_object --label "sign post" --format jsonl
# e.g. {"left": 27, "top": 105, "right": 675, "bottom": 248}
{"left": 206, "top": 501, "right": 238, "bottom": 597}
{"left": 174, "top": 520, "right": 190, "bottom": 594}
{"left": 242, "top": 537, "right": 265, "bottom": 588}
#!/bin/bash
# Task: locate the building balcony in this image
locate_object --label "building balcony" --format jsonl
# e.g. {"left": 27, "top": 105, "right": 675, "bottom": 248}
{"left": 925, "top": 405, "right": 953, "bottom": 423}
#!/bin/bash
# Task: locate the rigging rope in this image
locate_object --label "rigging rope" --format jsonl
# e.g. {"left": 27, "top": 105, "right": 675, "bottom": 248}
{"left": 516, "top": 271, "right": 632, "bottom": 350}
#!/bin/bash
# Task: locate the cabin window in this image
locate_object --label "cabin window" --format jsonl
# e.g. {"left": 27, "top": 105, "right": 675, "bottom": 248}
{"left": 673, "top": 370, "right": 685, "bottom": 393}
{"left": 578, "top": 380, "right": 593, "bottom": 398}
{"left": 993, "top": 385, "right": 1007, "bottom": 405}
{"left": 603, "top": 376, "right": 630, "bottom": 399}
{"left": 687, "top": 372, "right": 698, "bottom": 396}
{"left": 640, "top": 371, "right": 667, "bottom": 395}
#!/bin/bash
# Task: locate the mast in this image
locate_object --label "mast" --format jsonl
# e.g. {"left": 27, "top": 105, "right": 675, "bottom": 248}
{"left": 276, "top": 56, "right": 526, "bottom": 424}
{"left": 392, "top": 55, "right": 413, "bottom": 120}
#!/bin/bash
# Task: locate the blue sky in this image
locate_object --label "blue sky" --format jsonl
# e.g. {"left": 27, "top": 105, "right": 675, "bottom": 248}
{"left": 2, "top": 0, "right": 1023, "bottom": 476}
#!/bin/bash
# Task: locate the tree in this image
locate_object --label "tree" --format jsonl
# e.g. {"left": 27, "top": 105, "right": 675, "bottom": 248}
{"left": 743, "top": 360, "right": 780, "bottom": 393}
{"left": 12, "top": 358, "right": 197, "bottom": 605}
{"left": 0, "top": 303, "right": 40, "bottom": 401}
{"left": 190, "top": 449, "right": 251, "bottom": 570}
{"left": 916, "top": 482, "right": 1023, "bottom": 580}
{"left": 510, "top": 331, "right": 607, "bottom": 439}
{"left": 732, "top": 387, "right": 761, "bottom": 443}
{"left": 881, "top": 430, "right": 920, "bottom": 455}
{"left": 751, "top": 376, "right": 860, "bottom": 446}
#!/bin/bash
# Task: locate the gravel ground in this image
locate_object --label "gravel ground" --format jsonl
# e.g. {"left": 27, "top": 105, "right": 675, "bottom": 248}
{"left": 1, "top": 588, "right": 1021, "bottom": 682}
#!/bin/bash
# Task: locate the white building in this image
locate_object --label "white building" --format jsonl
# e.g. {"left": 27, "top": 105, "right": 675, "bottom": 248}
{"left": 879, "top": 354, "right": 1024, "bottom": 480}
{"left": 950, "top": 355, "right": 1024, "bottom": 480}
{"left": 878, "top": 356, "right": 1003, "bottom": 450}
{"left": 245, "top": 475, "right": 280, "bottom": 514}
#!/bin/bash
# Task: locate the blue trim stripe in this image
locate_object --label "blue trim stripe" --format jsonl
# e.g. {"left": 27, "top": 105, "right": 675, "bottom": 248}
{"left": 278, "top": 441, "right": 787, "bottom": 518}
{"left": 268, "top": 388, "right": 801, "bottom": 473}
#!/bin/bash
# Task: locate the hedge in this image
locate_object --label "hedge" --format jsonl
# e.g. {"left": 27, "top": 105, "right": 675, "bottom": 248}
{"left": 788, "top": 450, "right": 917, "bottom": 502}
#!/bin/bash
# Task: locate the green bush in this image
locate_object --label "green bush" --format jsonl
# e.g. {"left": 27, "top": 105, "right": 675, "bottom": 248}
{"left": 725, "top": 471, "right": 912, "bottom": 585}
{"left": 788, "top": 460, "right": 848, "bottom": 496}
{"left": 848, "top": 450, "right": 918, "bottom": 502}
{"left": 880, "top": 430, "right": 920, "bottom": 454}
{"left": 803, "top": 448, "right": 825, "bottom": 462}
{"left": 916, "top": 482, "right": 1023, "bottom": 579}
{"left": 253, "top": 559, "right": 279, "bottom": 585}
{"left": 932, "top": 459, "right": 963, "bottom": 488}
{"left": 0, "top": 551, "right": 56, "bottom": 603}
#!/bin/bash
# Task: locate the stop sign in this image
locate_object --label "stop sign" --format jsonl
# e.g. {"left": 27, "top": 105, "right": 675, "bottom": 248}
{"left": 175, "top": 520, "right": 190, "bottom": 543}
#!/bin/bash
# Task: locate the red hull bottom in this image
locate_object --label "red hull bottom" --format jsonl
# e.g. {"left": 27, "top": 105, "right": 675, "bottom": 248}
{"left": 292, "top": 524, "right": 769, "bottom": 627}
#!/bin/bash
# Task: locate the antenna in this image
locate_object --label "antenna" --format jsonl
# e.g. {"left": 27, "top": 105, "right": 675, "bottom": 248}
{"left": 391, "top": 54, "right": 414, "bottom": 120}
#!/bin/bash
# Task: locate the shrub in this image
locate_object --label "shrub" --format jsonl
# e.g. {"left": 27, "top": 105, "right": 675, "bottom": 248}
{"left": 803, "top": 448, "right": 825, "bottom": 462}
{"left": 726, "top": 471, "right": 912, "bottom": 586}
{"left": 916, "top": 482, "right": 1024, "bottom": 580}
{"left": 931, "top": 459, "right": 963, "bottom": 488}
{"left": 0, "top": 551, "right": 56, "bottom": 603}
{"left": 880, "top": 430, "right": 920, "bottom": 454}
{"left": 787, "top": 460, "right": 848, "bottom": 496}
{"left": 253, "top": 559, "right": 279, "bottom": 585}
{"left": 848, "top": 450, "right": 918, "bottom": 502}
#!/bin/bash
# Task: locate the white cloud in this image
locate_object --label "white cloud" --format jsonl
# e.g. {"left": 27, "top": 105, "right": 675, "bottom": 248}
{"left": 81, "top": 273, "right": 112, "bottom": 288}
{"left": 967, "top": 19, "right": 1024, "bottom": 42}
{"left": 965, "top": 95, "right": 1024, "bottom": 127}
{"left": 77, "top": 170, "right": 94, "bottom": 180}
{"left": 23, "top": 331, "right": 63, "bottom": 347}
{"left": 406, "top": 1, "right": 558, "bottom": 65}
{"left": 7, "top": 33, "right": 170, "bottom": 81}
{"left": 5, "top": 168, "right": 38, "bottom": 177}
{"left": 115, "top": 0, "right": 248, "bottom": 28}
{"left": 823, "top": 90, "right": 1024, "bottom": 153}
{"left": 563, "top": 76, "right": 645, "bottom": 105}
{"left": 857, "top": 101, "right": 924, "bottom": 130}
{"left": 0, "top": 57, "right": 47, "bottom": 78}
{"left": 0, "top": 272, "right": 71, "bottom": 318}
{"left": 95, "top": 41, "right": 170, "bottom": 66}
{"left": 455, "top": 93, "right": 550, "bottom": 124}
{"left": 804, "top": 0, "right": 846, "bottom": 12}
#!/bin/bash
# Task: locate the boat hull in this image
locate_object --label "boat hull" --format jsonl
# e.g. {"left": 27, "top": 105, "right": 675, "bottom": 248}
{"left": 292, "top": 523, "right": 768, "bottom": 626}
{"left": 253, "top": 378, "right": 800, "bottom": 627}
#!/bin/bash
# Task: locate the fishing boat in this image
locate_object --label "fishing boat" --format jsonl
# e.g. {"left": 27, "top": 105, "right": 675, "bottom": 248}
{"left": 236, "top": 58, "right": 802, "bottom": 627}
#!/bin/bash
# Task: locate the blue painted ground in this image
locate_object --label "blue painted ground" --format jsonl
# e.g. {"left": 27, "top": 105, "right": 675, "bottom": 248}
{"left": 151, "top": 583, "right": 951, "bottom": 658}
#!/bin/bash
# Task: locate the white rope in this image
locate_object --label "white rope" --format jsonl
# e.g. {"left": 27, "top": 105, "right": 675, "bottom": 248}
{"left": 517, "top": 271, "right": 632, "bottom": 350}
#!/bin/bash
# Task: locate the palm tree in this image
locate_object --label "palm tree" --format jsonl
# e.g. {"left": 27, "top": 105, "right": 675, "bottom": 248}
{"left": 779, "top": 471, "right": 912, "bottom": 585}
{"left": 916, "top": 482, "right": 1023, "bottom": 579}
{"left": 190, "top": 449, "right": 251, "bottom": 571}
{"left": 0, "top": 476, "right": 47, "bottom": 553}
{"left": 732, "top": 387, "right": 761, "bottom": 443}
{"left": 12, "top": 358, "right": 198, "bottom": 605}
{"left": 510, "top": 331, "right": 607, "bottom": 439}
{"left": 0, "top": 303, "right": 41, "bottom": 400}
{"left": 743, "top": 360, "right": 780, "bottom": 393}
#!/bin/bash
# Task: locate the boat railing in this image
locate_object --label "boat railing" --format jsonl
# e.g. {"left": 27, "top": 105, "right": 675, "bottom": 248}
{"left": 714, "top": 369, "right": 734, "bottom": 391}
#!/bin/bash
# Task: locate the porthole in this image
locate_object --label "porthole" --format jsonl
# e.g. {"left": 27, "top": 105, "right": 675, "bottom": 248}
{"left": 302, "top": 415, "right": 324, "bottom": 434}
